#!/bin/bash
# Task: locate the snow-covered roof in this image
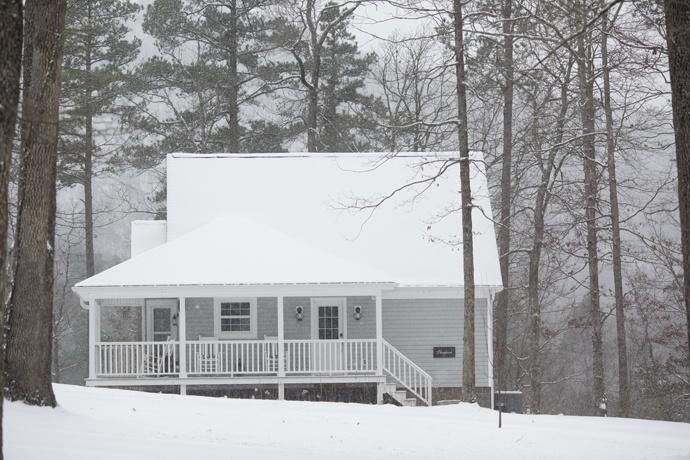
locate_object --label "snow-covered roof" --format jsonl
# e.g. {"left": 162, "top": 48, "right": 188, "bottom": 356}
{"left": 75, "top": 215, "right": 392, "bottom": 287}
{"left": 76, "top": 152, "right": 502, "bottom": 289}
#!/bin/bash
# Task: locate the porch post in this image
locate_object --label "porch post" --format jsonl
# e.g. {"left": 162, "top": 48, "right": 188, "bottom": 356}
{"left": 376, "top": 293, "right": 383, "bottom": 376}
{"left": 88, "top": 298, "right": 97, "bottom": 379}
{"left": 277, "top": 296, "right": 285, "bottom": 400}
{"left": 376, "top": 293, "right": 384, "bottom": 404}
{"left": 179, "top": 297, "right": 187, "bottom": 381}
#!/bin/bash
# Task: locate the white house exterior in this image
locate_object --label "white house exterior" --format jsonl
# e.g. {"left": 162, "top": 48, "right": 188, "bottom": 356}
{"left": 73, "top": 152, "right": 503, "bottom": 407}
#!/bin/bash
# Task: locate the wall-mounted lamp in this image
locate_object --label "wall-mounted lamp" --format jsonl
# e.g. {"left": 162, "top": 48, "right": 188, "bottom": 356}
{"left": 172, "top": 313, "right": 179, "bottom": 327}
{"left": 353, "top": 305, "right": 363, "bottom": 320}
{"left": 295, "top": 305, "right": 304, "bottom": 321}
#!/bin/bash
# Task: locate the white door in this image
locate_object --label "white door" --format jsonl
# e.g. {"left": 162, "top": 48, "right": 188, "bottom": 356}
{"left": 311, "top": 298, "right": 346, "bottom": 372}
{"left": 146, "top": 299, "right": 178, "bottom": 342}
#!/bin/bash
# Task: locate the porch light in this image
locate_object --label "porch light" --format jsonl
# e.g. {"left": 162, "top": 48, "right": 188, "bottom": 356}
{"left": 353, "top": 305, "right": 362, "bottom": 320}
{"left": 295, "top": 305, "right": 304, "bottom": 321}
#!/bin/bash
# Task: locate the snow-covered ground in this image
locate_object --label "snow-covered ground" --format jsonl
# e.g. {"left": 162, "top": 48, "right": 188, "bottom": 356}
{"left": 6, "top": 384, "right": 690, "bottom": 459}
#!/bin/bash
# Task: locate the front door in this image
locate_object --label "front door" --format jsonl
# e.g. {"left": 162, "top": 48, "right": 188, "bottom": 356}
{"left": 311, "top": 298, "right": 346, "bottom": 372}
{"left": 146, "top": 299, "right": 178, "bottom": 342}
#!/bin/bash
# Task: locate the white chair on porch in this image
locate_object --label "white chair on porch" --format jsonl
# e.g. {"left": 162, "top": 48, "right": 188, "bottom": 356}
{"left": 196, "top": 336, "right": 219, "bottom": 373}
{"left": 142, "top": 337, "right": 177, "bottom": 376}
{"left": 263, "top": 336, "right": 279, "bottom": 373}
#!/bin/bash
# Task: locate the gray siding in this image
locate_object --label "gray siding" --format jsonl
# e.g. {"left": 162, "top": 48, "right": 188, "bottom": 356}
{"left": 346, "top": 296, "right": 375, "bottom": 339}
{"left": 284, "top": 297, "right": 311, "bottom": 339}
{"left": 257, "top": 297, "right": 278, "bottom": 338}
{"left": 382, "top": 298, "right": 489, "bottom": 388}
{"left": 185, "top": 297, "right": 214, "bottom": 340}
{"left": 182, "top": 296, "right": 378, "bottom": 341}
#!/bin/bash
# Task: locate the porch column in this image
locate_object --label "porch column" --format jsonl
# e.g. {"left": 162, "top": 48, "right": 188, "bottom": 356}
{"left": 88, "top": 298, "right": 101, "bottom": 380}
{"left": 277, "top": 296, "right": 285, "bottom": 400}
{"left": 376, "top": 294, "right": 384, "bottom": 404}
{"left": 179, "top": 297, "right": 187, "bottom": 381}
{"left": 376, "top": 294, "right": 383, "bottom": 376}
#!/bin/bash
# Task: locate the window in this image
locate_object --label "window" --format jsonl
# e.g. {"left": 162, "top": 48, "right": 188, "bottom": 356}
{"left": 221, "top": 302, "right": 250, "bottom": 332}
{"left": 318, "top": 305, "right": 340, "bottom": 339}
{"left": 214, "top": 298, "right": 257, "bottom": 338}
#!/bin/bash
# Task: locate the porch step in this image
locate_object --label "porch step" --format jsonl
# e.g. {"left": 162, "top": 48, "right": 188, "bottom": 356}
{"left": 382, "top": 383, "right": 417, "bottom": 407}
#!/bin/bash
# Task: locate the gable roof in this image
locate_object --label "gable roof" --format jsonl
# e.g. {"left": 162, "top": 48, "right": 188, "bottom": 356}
{"left": 76, "top": 152, "right": 503, "bottom": 289}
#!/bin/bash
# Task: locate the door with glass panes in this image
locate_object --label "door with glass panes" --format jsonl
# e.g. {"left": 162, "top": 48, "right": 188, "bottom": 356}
{"left": 146, "top": 299, "right": 178, "bottom": 342}
{"left": 311, "top": 298, "right": 346, "bottom": 373}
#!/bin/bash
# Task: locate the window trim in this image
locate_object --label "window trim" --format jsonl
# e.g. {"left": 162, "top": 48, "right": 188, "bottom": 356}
{"left": 214, "top": 297, "right": 257, "bottom": 339}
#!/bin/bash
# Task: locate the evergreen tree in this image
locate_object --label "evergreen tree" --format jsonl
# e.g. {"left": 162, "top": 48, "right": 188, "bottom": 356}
{"left": 123, "top": 0, "right": 289, "bottom": 161}
{"left": 317, "top": 7, "right": 380, "bottom": 152}
{"left": 285, "top": 1, "right": 381, "bottom": 152}
{"left": 59, "top": 0, "right": 141, "bottom": 277}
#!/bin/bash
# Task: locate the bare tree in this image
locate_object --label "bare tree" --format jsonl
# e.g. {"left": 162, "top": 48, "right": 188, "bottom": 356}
{"left": 453, "top": 0, "right": 476, "bottom": 402}
{"left": 4, "top": 0, "right": 66, "bottom": 407}
{"left": 663, "top": 0, "right": 690, "bottom": 364}
{"left": 526, "top": 58, "right": 574, "bottom": 413}
{"left": 374, "top": 35, "right": 456, "bottom": 152}
{"left": 0, "top": 0, "right": 24, "bottom": 455}
{"left": 575, "top": 0, "right": 605, "bottom": 412}
{"left": 494, "top": 0, "right": 514, "bottom": 391}
{"left": 601, "top": 8, "right": 630, "bottom": 417}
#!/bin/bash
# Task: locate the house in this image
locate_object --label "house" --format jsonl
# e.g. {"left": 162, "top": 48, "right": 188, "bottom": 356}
{"left": 72, "top": 152, "right": 503, "bottom": 407}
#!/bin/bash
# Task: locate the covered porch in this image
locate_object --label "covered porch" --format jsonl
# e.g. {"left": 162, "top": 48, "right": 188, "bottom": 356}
{"left": 80, "top": 284, "right": 432, "bottom": 405}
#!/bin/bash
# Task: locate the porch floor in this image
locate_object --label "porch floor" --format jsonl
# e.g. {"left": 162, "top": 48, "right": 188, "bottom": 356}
{"left": 86, "top": 374, "right": 386, "bottom": 387}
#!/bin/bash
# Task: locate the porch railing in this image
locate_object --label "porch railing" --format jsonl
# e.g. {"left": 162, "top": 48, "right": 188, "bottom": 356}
{"left": 95, "top": 339, "right": 378, "bottom": 377}
{"left": 284, "top": 339, "right": 377, "bottom": 374}
{"left": 381, "top": 339, "right": 433, "bottom": 406}
{"left": 95, "top": 341, "right": 179, "bottom": 377}
{"left": 186, "top": 340, "right": 279, "bottom": 375}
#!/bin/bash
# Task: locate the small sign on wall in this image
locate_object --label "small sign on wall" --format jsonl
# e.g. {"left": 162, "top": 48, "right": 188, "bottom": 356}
{"left": 433, "top": 346, "right": 456, "bottom": 358}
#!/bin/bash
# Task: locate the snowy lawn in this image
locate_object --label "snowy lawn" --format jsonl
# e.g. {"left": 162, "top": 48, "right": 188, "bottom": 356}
{"left": 5, "top": 384, "right": 690, "bottom": 460}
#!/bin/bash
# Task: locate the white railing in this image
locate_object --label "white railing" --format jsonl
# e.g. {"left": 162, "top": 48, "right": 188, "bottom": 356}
{"left": 95, "top": 339, "right": 379, "bottom": 377}
{"left": 95, "top": 341, "right": 179, "bottom": 377}
{"left": 186, "top": 340, "right": 279, "bottom": 375}
{"left": 284, "top": 339, "right": 377, "bottom": 374}
{"left": 381, "top": 339, "right": 433, "bottom": 406}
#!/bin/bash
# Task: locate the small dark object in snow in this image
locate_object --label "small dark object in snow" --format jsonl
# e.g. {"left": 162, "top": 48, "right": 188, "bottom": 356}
{"left": 382, "top": 393, "right": 402, "bottom": 406}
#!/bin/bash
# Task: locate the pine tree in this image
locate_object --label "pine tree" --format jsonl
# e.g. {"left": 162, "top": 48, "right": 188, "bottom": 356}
{"left": 124, "top": 0, "right": 289, "bottom": 160}
{"left": 317, "top": 6, "right": 380, "bottom": 152}
{"left": 285, "top": 0, "right": 382, "bottom": 152}
{"left": 59, "top": 0, "right": 141, "bottom": 278}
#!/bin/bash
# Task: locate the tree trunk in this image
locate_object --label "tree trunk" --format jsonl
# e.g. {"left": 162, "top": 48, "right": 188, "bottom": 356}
{"left": 494, "top": 0, "right": 513, "bottom": 392}
{"left": 305, "top": 0, "right": 320, "bottom": 152}
{"left": 84, "top": 111, "right": 95, "bottom": 278}
{"left": 226, "top": 0, "right": 240, "bottom": 153}
{"left": 664, "top": 0, "right": 690, "bottom": 364}
{"left": 528, "top": 97, "right": 546, "bottom": 415}
{"left": 527, "top": 66, "right": 571, "bottom": 414}
{"left": 4, "top": 0, "right": 66, "bottom": 407}
{"left": 83, "top": 0, "right": 94, "bottom": 278}
{"left": 576, "top": 8, "right": 605, "bottom": 413}
{"left": 601, "top": 11, "right": 630, "bottom": 417}
{"left": 453, "top": 0, "right": 476, "bottom": 402}
{"left": 307, "top": 87, "right": 319, "bottom": 152}
{"left": 0, "top": 0, "right": 24, "bottom": 455}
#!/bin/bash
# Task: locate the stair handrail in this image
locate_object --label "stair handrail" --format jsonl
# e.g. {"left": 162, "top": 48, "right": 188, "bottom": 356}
{"left": 381, "top": 339, "right": 433, "bottom": 406}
